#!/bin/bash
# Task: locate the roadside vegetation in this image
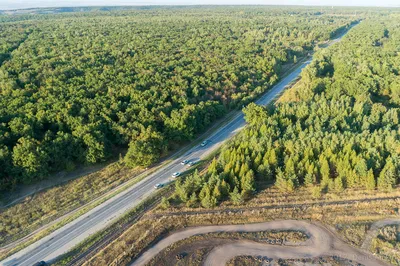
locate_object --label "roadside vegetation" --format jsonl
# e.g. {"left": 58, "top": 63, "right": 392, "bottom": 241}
{"left": 371, "top": 225, "right": 400, "bottom": 265}
{"left": 0, "top": 7, "right": 357, "bottom": 190}
{"left": 0, "top": 161, "right": 141, "bottom": 252}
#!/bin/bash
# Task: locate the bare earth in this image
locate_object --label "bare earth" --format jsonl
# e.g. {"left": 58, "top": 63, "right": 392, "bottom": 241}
{"left": 131, "top": 220, "right": 389, "bottom": 266}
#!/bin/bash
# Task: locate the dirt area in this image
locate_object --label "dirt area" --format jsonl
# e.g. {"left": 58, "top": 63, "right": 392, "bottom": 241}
{"left": 0, "top": 162, "right": 109, "bottom": 208}
{"left": 146, "top": 231, "right": 308, "bottom": 266}
{"left": 228, "top": 256, "right": 363, "bottom": 266}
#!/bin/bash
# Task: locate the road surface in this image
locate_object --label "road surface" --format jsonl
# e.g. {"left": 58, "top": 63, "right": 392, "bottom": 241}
{"left": 131, "top": 220, "right": 388, "bottom": 266}
{"left": 1, "top": 26, "right": 355, "bottom": 266}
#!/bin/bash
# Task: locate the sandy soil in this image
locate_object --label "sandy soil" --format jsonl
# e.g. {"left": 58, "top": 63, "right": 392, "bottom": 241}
{"left": 131, "top": 220, "right": 389, "bottom": 266}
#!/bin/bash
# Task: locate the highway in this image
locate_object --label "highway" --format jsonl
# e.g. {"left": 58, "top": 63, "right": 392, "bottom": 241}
{"left": 0, "top": 26, "right": 353, "bottom": 266}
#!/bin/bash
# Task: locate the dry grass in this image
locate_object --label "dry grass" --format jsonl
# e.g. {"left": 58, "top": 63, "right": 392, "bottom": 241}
{"left": 147, "top": 230, "right": 307, "bottom": 266}
{"left": 0, "top": 161, "right": 141, "bottom": 247}
{"left": 371, "top": 225, "right": 400, "bottom": 265}
{"left": 228, "top": 256, "right": 359, "bottom": 266}
{"left": 84, "top": 186, "right": 400, "bottom": 266}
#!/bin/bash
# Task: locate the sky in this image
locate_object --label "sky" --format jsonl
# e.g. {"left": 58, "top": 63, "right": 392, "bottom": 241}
{"left": 0, "top": 0, "right": 399, "bottom": 10}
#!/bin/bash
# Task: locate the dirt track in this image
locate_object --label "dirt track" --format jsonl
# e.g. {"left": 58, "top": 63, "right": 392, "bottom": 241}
{"left": 361, "top": 218, "right": 400, "bottom": 250}
{"left": 131, "top": 219, "right": 389, "bottom": 266}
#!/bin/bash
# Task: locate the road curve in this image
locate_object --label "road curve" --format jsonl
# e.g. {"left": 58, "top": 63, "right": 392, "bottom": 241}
{"left": 131, "top": 220, "right": 389, "bottom": 266}
{"left": 0, "top": 25, "right": 356, "bottom": 266}
{"left": 361, "top": 218, "right": 400, "bottom": 250}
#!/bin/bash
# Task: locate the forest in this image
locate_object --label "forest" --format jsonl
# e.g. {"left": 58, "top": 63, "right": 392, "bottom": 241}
{"left": 0, "top": 7, "right": 357, "bottom": 189}
{"left": 173, "top": 17, "right": 400, "bottom": 208}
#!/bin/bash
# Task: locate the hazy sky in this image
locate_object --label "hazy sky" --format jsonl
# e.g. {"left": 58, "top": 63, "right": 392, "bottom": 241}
{"left": 1, "top": 0, "right": 399, "bottom": 10}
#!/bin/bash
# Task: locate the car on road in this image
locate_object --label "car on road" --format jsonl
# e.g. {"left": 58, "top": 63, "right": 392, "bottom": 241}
{"left": 188, "top": 161, "right": 196, "bottom": 166}
{"left": 33, "top": 262, "right": 47, "bottom": 266}
{"left": 200, "top": 140, "right": 208, "bottom": 147}
{"left": 181, "top": 160, "right": 189, "bottom": 165}
{"left": 154, "top": 183, "right": 164, "bottom": 189}
{"left": 172, "top": 172, "right": 181, "bottom": 178}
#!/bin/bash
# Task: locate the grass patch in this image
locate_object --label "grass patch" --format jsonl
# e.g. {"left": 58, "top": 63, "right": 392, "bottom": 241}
{"left": 371, "top": 225, "right": 400, "bottom": 265}
{"left": 228, "top": 256, "right": 359, "bottom": 266}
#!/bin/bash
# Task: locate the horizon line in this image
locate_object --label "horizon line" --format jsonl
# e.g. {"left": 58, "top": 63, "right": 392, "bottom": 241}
{"left": 1, "top": 4, "right": 400, "bottom": 12}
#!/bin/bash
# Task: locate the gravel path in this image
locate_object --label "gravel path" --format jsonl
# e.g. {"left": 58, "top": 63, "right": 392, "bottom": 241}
{"left": 131, "top": 220, "right": 389, "bottom": 266}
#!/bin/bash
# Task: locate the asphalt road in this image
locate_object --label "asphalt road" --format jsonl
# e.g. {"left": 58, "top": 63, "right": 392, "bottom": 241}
{"left": 1, "top": 27, "right": 353, "bottom": 266}
{"left": 131, "top": 220, "right": 388, "bottom": 266}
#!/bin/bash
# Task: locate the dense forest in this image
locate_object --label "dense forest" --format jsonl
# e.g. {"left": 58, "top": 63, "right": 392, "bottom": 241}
{"left": 174, "top": 17, "right": 400, "bottom": 208}
{"left": 0, "top": 7, "right": 357, "bottom": 189}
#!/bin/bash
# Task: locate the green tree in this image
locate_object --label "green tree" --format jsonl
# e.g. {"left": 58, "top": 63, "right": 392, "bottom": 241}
{"left": 125, "top": 127, "right": 167, "bottom": 167}
{"left": 186, "top": 192, "right": 198, "bottom": 208}
{"left": 377, "top": 161, "right": 396, "bottom": 191}
{"left": 365, "top": 169, "right": 376, "bottom": 190}
{"left": 230, "top": 186, "right": 244, "bottom": 205}
{"left": 160, "top": 197, "right": 170, "bottom": 210}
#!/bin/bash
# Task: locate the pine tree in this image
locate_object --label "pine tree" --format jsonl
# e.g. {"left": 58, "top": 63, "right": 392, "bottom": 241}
{"left": 208, "top": 157, "right": 219, "bottom": 175}
{"left": 378, "top": 161, "right": 396, "bottom": 191}
{"left": 304, "top": 172, "right": 314, "bottom": 186}
{"left": 213, "top": 182, "right": 222, "bottom": 201}
{"left": 275, "top": 168, "right": 288, "bottom": 192}
{"left": 199, "top": 184, "right": 210, "bottom": 201}
{"left": 220, "top": 179, "right": 231, "bottom": 197}
{"left": 230, "top": 186, "right": 243, "bottom": 205}
{"left": 160, "top": 197, "right": 170, "bottom": 210}
{"left": 319, "top": 158, "right": 330, "bottom": 187}
{"left": 365, "top": 169, "right": 376, "bottom": 190}
{"left": 254, "top": 153, "right": 262, "bottom": 168}
{"left": 334, "top": 177, "right": 344, "bottom": 192}
{"left": 285, "top": 157, "right": 296, "bottom": 176}
{"left": 286, "top": 179, "right": 295, "bottom": 193}
{"left": 175, "top": 180, "right": 188, "bottom": 202}
{"left": 201, "top": 193, "right": 217, "bottom": 208}
{"left": 269, "top": 149, "right": 278, "bottom": 169}
{"left": 200, "top": 186, "right": 217, "bottom": 208}
{"left": 186, "top": 192, "right": 198, "bottom": 208}
{"left": 355, "top": 158, "right": 368, "bottom": 184}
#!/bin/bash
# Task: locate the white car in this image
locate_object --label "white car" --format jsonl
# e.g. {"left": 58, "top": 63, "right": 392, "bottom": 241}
{"left": 181, "top": 160, "right": 189, "bottom": 165}
{"left": 154, "top": 183, "right": 164, "bottom": 189}
{"left": 188, "top": 161, "right": 196, "bottom": 166}
{"left": 200, "top": 140, "right": 208, "bottom": 147}
{"left": 172, "top": 172, "right": 181, "bottom": 178}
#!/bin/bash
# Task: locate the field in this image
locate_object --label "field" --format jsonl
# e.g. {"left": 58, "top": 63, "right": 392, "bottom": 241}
{"left": 80, "top": 186, "right": 400, "bottom": 266}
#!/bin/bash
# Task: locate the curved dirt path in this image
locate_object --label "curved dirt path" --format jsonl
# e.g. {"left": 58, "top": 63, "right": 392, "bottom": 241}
{"left": 131, "top": 220, "right": 388, "bottom": 266}
{"left": 361, "top": 218, "right": 400, "bottom": 250}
